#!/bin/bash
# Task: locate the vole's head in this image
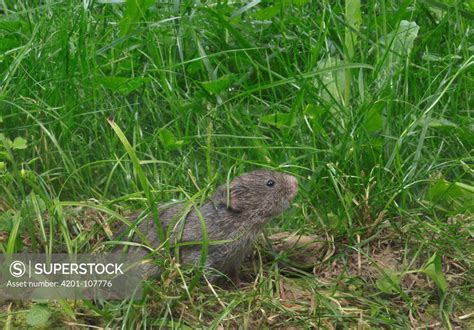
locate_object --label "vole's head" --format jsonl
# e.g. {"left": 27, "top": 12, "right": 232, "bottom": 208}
{"left": 212, "top": 170, "right": 298, "bottom": 222}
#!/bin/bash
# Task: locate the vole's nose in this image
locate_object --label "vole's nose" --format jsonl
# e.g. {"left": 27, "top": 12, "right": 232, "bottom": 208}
{"left": 287, "top": 175, "right": 298, "bottom": 199}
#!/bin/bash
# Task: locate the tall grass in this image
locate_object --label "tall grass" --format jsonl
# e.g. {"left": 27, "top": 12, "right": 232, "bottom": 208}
{"left": 0, "top": 0, "right": 472, "bottom": 328}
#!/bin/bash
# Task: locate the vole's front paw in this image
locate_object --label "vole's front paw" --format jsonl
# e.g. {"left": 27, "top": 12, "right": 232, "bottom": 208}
{"left": 229, "top": 268, "right": 247, "bottom": 288}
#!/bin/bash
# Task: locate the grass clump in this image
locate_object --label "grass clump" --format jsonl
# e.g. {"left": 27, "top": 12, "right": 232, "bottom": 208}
{"left": 0, "top": 0, "right": 473, "bottom": 328}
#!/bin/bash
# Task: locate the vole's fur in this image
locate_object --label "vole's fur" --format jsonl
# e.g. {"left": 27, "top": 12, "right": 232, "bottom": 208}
{"left": 123, "top": 169, "right": 298, "bottom": 283}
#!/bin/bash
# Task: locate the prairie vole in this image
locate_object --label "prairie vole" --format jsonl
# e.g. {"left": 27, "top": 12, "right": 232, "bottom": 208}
{"left": 123, "top": 169, "right": 298, "bottom": 284}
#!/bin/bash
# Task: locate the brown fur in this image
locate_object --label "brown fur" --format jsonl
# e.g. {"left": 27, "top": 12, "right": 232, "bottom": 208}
{"left": 123, "top": 169, "right": 298, "bottom": 283}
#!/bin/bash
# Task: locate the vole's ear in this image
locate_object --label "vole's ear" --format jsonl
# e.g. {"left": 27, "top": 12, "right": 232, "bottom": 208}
{"left": 211, "top": 184, "right": 247, "bottom": 212}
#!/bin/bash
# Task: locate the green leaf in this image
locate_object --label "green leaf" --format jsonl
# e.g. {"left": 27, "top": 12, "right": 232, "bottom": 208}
{"left": 315, "top": 56, "right": 346, "bottom": 108}
{"left": 260, "top": 112, "right": 296, "bottom": 128}
{"left": 376, "top": 268, "right": 401, "bottom": 294}
{"left": 21, "top": 193, "right": 47, "bottom": 217}
{"left": 0, "top": 151, "right": 11, "bottom": 161}
{"left": 186, "top": 60, "right": 202, "bottom": 75}
{"left": 421, "top": 253, "right": 448, "bottom": 293}
{"left": 467, "top": 0, "right": 474, "bottom": 11}
{"left": 381, "top": 20, "right": 419, "bottom": 56}
{"left": 98, "top": 76, "right": 151, "bottom": 96}
{"left": 159, "top": 128, "right": 183, "bottom": 151}
{"left": 428, "top": 178, "right": 473, "bottom": 203}
{"left": 428, "top": 118, "right": 458, "bottom": 129}
{"left": 377, "top": 21, "right": 419, "bottom": 86}
{"left": 7, "top": 211, "right": 23, "bottom": 253}
{"left": 0, "top": 37, "right": 21, "bottom": 53}
{"left": 0, "top": 161, "right": 5, "bottom": 171}
{"left": 0, "top": 209, "right": 15, "bottom": 231}
{"left": 364, "top": 104, "right": 384, "bottom": 133}
{"left": 26, "top": 305, "right": 52, "bottom": 327}
{"left": 292, "top": 0, "right": 310, "bottom": 7}
{"left": 345, "top": 0, "right": 361, "bottom": 29}
{"left": 204, "top": 8, "right": 255, "bottom": 49}
{"left": 119, "top": 0, "right": 155, "bottom": 36}
{"left": 345, "top": 0, "right": 361, "bottom": 59}
{"left": 201, "top": 74, "right": 233, "bottom": 94}
{"left": 459, "top": 127, "right": 474, "bottom": 146}
{"left": 252, "top": 6, "right": 280, "bottom": 20}
{"left": 12, "top": 136, "right": 27, "bottom": 150}
{"left": 428, "top": 180, "right": 449, "bottom": 201}
{"left": 0, "top": 116, "right": 3, "bottom": 123}
{"left": 0, "top": 14, "right": 23, "bottom": 32}
{"left": 304, "top": 104, "right": 327, "bottom": 120}
{"left": 422, "top": 53, "right": 443, "bottom": 62}
{"left": 455, "top": 182, "right": 474, "bottom": 194}
{"left": 304, "top": 104, "right": 328, "bottom": 133}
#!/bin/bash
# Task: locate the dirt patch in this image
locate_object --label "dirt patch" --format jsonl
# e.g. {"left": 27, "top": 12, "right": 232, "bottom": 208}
{"left": 267, "top": 231, "right": 334, "bottom": 268}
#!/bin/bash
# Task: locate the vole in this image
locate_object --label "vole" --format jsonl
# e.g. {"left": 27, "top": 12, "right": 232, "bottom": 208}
{"left": 121, "top": 169, "right": 298, "bottom": 284}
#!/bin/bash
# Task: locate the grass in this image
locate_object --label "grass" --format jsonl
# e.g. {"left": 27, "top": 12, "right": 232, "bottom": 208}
{"left": 0, "top": 0, "right": 473, "bottom": 328}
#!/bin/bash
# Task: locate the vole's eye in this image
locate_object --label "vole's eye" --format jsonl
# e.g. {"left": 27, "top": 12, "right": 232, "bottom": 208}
{"left": 266, "top": 179, "right": 275, "bottom": 187}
